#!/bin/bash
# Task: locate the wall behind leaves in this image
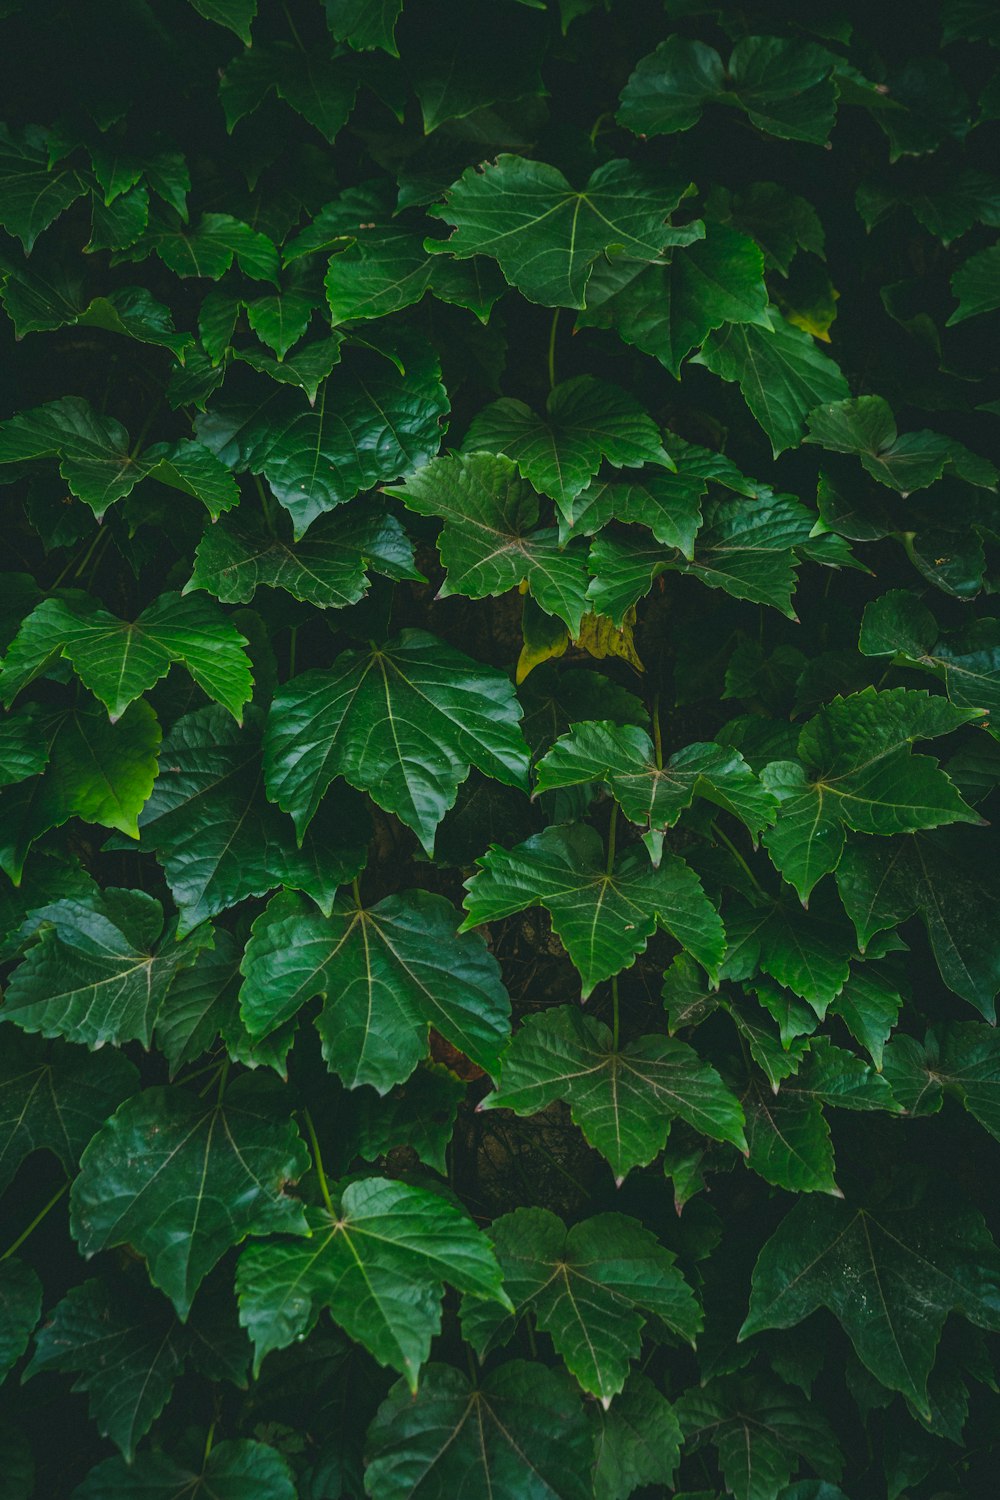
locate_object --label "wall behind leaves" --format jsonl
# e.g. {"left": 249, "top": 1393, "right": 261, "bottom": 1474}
{"left": 1, "top": 0, "right": 999, "bottom": 1496}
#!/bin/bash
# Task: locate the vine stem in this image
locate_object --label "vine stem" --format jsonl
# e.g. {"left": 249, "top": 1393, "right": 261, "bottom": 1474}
{"left": 547, "top": 309, "right": 560, "bottom": 390}
{"left": 215, "top": 1057, "right": 231, "bottom": 1105}
{"left": 606, "top": 802, "right": 618, "bottom": 874}
{"left": 1, "top": 1179, "right": 69, "bottom": 1261}
{"left": 710, "top": 820, "right": 767, "bottom": 896}
{"left": 651, "top": 691, "right": 664, "bottom": 770}
{"left": 255, "top": 475, "right": 277, "bottom": 537}
{"left": 302, "top": 1108, "right": 336, "bottom": 1218}
{"left": 202, "top": 1421, "right": 216, "bottom": 1466}
{"left": 611, "top": 976, "right": 620, "bottom": 1051}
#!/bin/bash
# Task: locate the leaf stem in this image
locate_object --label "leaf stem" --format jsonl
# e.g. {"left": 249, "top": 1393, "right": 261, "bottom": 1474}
{"left": 302, "top": 1108, "right": 336, "bottom": 1218}
{"left": 255, "top": 475, "right": 277, "bottom": 537}
{"left": 611, "top": 975, "right": 620, "bottom": 1050}
{"left": 215, "top": 1057, "right": 231, "bottom": 1105}
{"left": 202, "top": 1420, "right": 216, "bottom": 1466}
{"left": 547, "top": 309, "right": 560, "bottom": 390}
{"left": 351, "top": 876, "right": 362, "bottom": 908}
{"left": 1, "top": 1179, "right": 69, "bottom": 1261}
{"left": 606, "top": 802, "right": 618, "bottom": 874}
{"left": 651, "top": 691, "right": 663, "bottom": 770}
{"left": 710, "top": 820, "right": 767, "bottom": 896}
{"left": 128, "top": 403, "right": 160, "bottom": 460}
{"left": 288, "top": 623, "right": 298, "bottom": 680}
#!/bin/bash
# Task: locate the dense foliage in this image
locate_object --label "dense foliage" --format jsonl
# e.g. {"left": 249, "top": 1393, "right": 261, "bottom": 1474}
{"left": 1, "top": 0, "right": 999, "bottom": 1495}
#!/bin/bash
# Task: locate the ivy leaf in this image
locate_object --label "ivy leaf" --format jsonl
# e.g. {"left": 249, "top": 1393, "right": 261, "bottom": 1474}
{"left": 24, "top": 1277, "right": 186, "bottom": 1459}
{"left": 740, "top": 1074, "right": 838, "bottom": 1195}
{"left": 948, "top": 243, "right": 1000, "bottom": 323}
{"left": 0, "top": 704, "right": 48, "bottom": 786}
{"left": 0, "top": 399, "right": 237, "bottom": 519}
{"left": 428, "top": 156, "right": 702, "bottom": 309}
{"left": 237, "top": 1178, "right": 509, "bottom": 1383}
{"left": 196, "top": 339, "right": 449, "bottom": 537}
{"left": 326, "top": 0, "right": 403, "bottom": 55}
{"left": 235, "top": 337, "right": 345, "bottom": 403}
{"left": 388, "top": 452, "right": 591, "bottom": 631}
{"left": 579, "top": 225, "right": 770, "bottom": 377}
{"left": 0, "top": 260, "right": 192, "bottom": 352}
{"left": 860, "top": 590, "right": 1000, "bottom": 717}
{"left": 535, "top": 721, "right": 776, "bottom": 863}
{"left": 0, "top": 124, "right": 86, "bottom": 252}
{"left": 364, "top": 1360, "right": 593, "bottom": 1500}
{"left": 677, "top": 1374, "right": 843, "bottom": 1500}
{"left": 591, "top": 1372, "right": 683, "bottom": 1500}
{"left": 70, "top": 1074, "right": 309, "bottom": 1318}
{"left": 462, "top": 375, "right": 671, "bottom": 524}
{"left": 189, "top": 0, "right": 256, "bottom": 43}
{"left": 482, "top": 1005, "right": 745, "bottom": 1181}
{"left": 404, "top": 0, "right": 546, "bottom": 134}
{"left": 618, "top": 37, "right": 838, "bottom": 144}
{"left": 462, "top": 1207, "right": 700, "bottom": 1401}
{"left": 740, "top": 1196, "right": 1000, "bottom": 1417}
{"left": 561, "top": 470, "right": 705, "bottom": 555}
{"left": 245, "top": 289, "right": 314, "bottom": 358}
{"left": 186, "top": 500, "right": 421, "bottom": 609}
{"left": 721, "top": 894, "right": 855, "bottom": 1013}
{"left": 262, "top": 628, "right": 530, "bottom": 853}
{"left": 828, "top": 962, "right": 904, "bottom": 1070}
{"left": 805, "top": 396, "right": 996, "bottom": 493}
{"left": 239, "top": 887, "right": 510, "bottom": 1091}
{"left": 836, "top": 827, "right": 1000, "bottom": 1018}
{"left": 0, "top": 1260, "right": 41, "bottom": 1382}
{"left": 1, "top": 592, "right": 252, "bottom": 723}
{"left": 1, "top": 888, "right": 209, "bottom": 1048}
{"left": 122, "top": 210, "right": 278, "bottom": 282}
{"left": 346, "top": 1063, "right": 465, "bottom": 1175}
{"left": 0, "top": 699, "right": 161, "bottom": 880}
{"left": 762, "top": 688, "right": 982, "bottom": 901}
{"left": 74, "top": 1440, "right": 297, "bottom": 1500}
{"left": 221, "top": 43, "right": 358, "bottom": 142}
{"left": 884, "top": 1022, "right": 1000, "bottom": 1141}
{"left": 462, "top": 824, "right": 726, "bottom": 995}
{"left": 0, "top": 1031, "right": 137, "bottom": 1191}
{"left": 135, "top": 707, "right": 369, "bottom": 934}
{"left": 693, "top": 309, "right": 849, "bottom": 456}
{"left": 325, "top": 225, "right": 506, "bottom": 323}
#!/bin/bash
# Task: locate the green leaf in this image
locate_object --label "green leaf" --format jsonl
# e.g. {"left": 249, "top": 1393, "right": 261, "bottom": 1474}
{"left": 364, "top": 1360, "right": 593, "bottom": 1500}
{"left": 186, "top": 499, "right": 421, "bottom": 609}
{"left": 135, "top": 706, "right": 369, "bottom": 934}
{"left": 388, "top": 452, "right": 590, "bottom": 631}
{"left": 579, "top": 225, "right": 770, "bottom": 377}
{"left": 325, "top": 0, "right": 403, "bottom": 55}
{"left": 0, "top": 1259, "right": 41, "bottom": 1381}
{"left": 740, "top": 1073, "right": 838, "bottom": 1195}
{"left": 0, "top": 256, "right": 192, "bottom": 351}
{"left": 836, "top": 827, "right": 1000, "bottom": 1018}
{"left": 245, "top": 288, "right": 314, "bottom": 358}
{"left": 0, "top": 124, "right": 85, "bottom": 252}
{"left": 0, "top": 1030, "right": 137, "bottom": 1190}
{"left": 196, "top": 339, "right": 449, "bottom": 536}
{"left": 762, "top": 688, "right": 982, "bottom": 901}
{"left": 346, "top": 1063, "right": 465, "bottom": 1175}
{"left": 235, "top": 336, "right": 345, "bottom": 403}
{"left": 677, "top": 1374, "right": 843, "bottom": 1500}
{"left": 71, "top": 1074, "right": 309, "bottom": 1318}
{"left": 263, "top": 628, "right": 530, "bottom": 853}
{"left": 463, "top": 824, "right": 726, "bottom": 995}
{"left": 0, "top": 399, "right": 237, "bottom": 519}
{"left": 404, "top": 0, "right": 546, "bottom": 134}
{"left": 693, "top": 309, "right": 849, "bottom": 456}
{"left": 0, "top": 704, "right": 48, "bottom": 787}
{"left": 237, "top": 1178, "right": 508, "bottom": 1383}
{"left": 860, "top": 590, "right": 1000, "bottom": 718}
{"left": 828, "top": 963, "right": 904, "bottom": 1070}
{"left": 325, "top": 226, "right": 506, "bottom": 323}
{"left": 805, "top": 396, "right": 996, "bottom": 493}
{"left": 592, "top": 1371, "right": 683, "bottom": 1500}
{"left": 741, "top": 1196, "right": 1000, "bottom": 1417}
{"left": 463, "top": 376, "right": 670, "bottom": 525}
{"left": 1, "top": 591, "right": 252, "bottom": 723}
{"left": 482, "top": 1005, "right": 745, "bottom": 1181}
{"left": 25, "top": 1277, "right": 186, "bottom": 1459}
{"left": 221, "top": 43, "right": 358, "bottom": 142}
{"left": 721, "top": 894, "right": 855, "bottom": 1013}
{"left": 883, "top": 1021, "right": 1000, "bottom": 1139}
{"left": 618, "top": 37, "right": 838, "bottom": 144}
{"left": 189, "top": 0, "right": 256, "bottom": 42}
{"left": 239, "top": 887, "right": 510, "bottom": 1090}
{"left": 948, "top": 244, "right": 1000, "bottom": 322}
{"left": 428, "top": 155, "right": 701, "bottom": 309}
{"left": 0, "top": 699, "right": 161, "bottom": 880}
{"left": 1, "top": 888, "right": 208, "bottom": 1048}
{"left": 74, "top": 1439, "right": 296, "bottom": 1500}
{"left": 561, "top": 470, "right": 705, "bottom": 555}
{"left": 535, "top": 722, "right": 776, "bottom": 864}
{"left": 462, "top": 1207, "right": 700, "bottom": 1400}
{"left": 123, "top": 210, "right": 278, "bottom": 281}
